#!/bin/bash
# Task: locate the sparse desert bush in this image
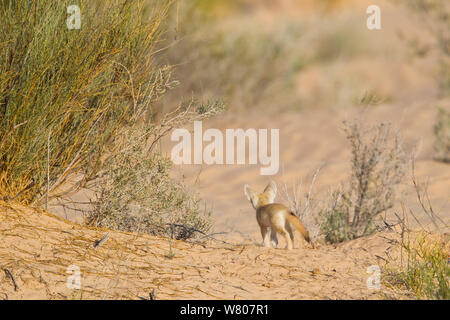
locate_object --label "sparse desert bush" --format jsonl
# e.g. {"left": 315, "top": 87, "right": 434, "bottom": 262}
{"left": 433, "top": 107, "right": 450, "bottom": 163}
{"left": 319, "top": 121, "right": 406, "bottom": 243}
{"left": 83, "top": 134, "right": 212, "bottom": 240}
{"left": 161, "top": 1, "right": 383, "bottom": 111}
{"left": 84, "top": 99, "right": 224, "bottom": 239}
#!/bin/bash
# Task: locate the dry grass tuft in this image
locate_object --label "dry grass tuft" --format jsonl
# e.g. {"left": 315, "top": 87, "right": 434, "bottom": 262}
{"left": 0, "top": 0, "right": 172, "bottom": 203}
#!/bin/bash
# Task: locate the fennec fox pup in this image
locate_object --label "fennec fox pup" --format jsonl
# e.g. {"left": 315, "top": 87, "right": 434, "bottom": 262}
{"left": 244, "top": 181, "right": 310, "bottom": 250}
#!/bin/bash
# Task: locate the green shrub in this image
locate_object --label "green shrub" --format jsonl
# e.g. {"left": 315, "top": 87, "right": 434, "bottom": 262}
{"left": 0, "top": 0, "right": 171, "bottom": 202}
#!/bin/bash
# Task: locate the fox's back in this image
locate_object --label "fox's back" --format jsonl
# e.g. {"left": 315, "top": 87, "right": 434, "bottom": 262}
{"left": 256, "top": 203, "right": 290, "bottom": 226}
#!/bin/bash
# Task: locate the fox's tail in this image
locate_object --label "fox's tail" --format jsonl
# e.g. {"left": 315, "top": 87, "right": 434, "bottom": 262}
{"left": 287, "top": 213, "right": 311, "bottom": 243}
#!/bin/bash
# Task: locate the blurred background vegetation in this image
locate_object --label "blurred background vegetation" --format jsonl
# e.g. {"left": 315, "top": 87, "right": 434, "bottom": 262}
{"left": 159, "top": 0, "right": 449, "bottom": 113}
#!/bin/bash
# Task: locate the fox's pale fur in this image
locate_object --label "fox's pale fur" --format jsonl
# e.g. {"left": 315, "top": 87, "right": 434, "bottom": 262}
{"left": 244, "top": 181, "right": 310, "bottom": 250}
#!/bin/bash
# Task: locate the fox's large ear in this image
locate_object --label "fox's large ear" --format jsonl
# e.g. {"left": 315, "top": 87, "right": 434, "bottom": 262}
{"left": 263, "top": 180, "right": 277, "bottom": 203}
{"left": 244, "top": 184, "right": 259, "bottom": 209}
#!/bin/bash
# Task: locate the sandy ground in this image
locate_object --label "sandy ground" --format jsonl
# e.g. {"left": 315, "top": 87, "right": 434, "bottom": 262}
{"left": 1, "top": 0, "right": 449, "bottom": 300}
{"left": 0, "top": 200, "right": 410, "bottom": 300}
{"left": 1, "top": 102, "right": 448, "bottom": 300}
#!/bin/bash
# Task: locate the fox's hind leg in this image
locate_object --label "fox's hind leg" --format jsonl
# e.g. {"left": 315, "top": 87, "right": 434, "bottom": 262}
{"left": 260, "top": 226, "right": 271, "bottom": 248}
{"left": 270, "top": 229, "right": 278, "bottom": 248}
{"left": 273, "top": 224, "right": 293, "bottom": 250}
{"left": 286, "top": 222, "right": 295, "bottom": 243}
{"left": 283, "top": 230, "right": 293, "bottom": 250}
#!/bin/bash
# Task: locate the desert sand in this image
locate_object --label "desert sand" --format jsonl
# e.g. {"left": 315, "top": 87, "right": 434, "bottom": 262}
{"left": 1, "top": 101, "right": 448, "bottom": 300}
{"left": 1, "top": 0, "right": 449, "bottom": 300}
{"left": 0, "top": 199, "right": 408, "bottom": 300}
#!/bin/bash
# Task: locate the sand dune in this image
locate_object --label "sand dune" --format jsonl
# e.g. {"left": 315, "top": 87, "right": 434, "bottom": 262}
{"left": 0, "top": 200, "right": 409, "bottom": 300}
{"left": 165, "top": 101, "right": 450, "bottom": 239}
{"left": 1, "top": 100, "right": 448, "bottom": 300}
